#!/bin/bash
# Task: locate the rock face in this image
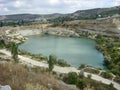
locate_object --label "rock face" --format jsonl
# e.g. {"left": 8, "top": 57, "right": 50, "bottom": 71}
{"left": 19, "top": 29, "right": 43, "bottom": 36}
{"left": 0, "top": 29, "right": 26, "bottom": 44}
{"left": 62, "top": 16, "right": 120, "bottom": 38}
{"left": 0, "top": 85, "right": 11, "bottom": 90}
{"left": 19, "top": 27, "right": 79, "bottom": 37}
{"left": 43, "top": 28, "right": 79, "bottom": 37}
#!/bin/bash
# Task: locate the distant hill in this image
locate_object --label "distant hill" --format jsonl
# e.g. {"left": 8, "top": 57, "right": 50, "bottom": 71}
{"left": 71, "top": 5, "right": 120, "bottom": 19}
{"left": 0, "top": 5, "right": 119, "bottom": 22}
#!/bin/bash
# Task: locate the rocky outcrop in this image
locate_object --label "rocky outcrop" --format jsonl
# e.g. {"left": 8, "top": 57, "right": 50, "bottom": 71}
{"left": 62, "top": 16, "right": 120, "bottom": 38}
{"left": 19, "top": 29, "right": 43, "bottom": 36}
{"left": 43, "top": 28, "right": 79, "bottom": 37}
{"left": 19, "top": 27, "right": 79, "bottom": 37}
{"left": 0, "top": 29, "right": 26, "bottom": 44}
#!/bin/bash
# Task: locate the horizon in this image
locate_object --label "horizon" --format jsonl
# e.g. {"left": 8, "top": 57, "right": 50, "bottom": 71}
{"left": 0, "top": 0, "right": 120, "bottom": 15}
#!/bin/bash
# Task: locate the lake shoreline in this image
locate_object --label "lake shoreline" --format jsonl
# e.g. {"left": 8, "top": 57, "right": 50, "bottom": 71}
{"left": 19, "top": 33, "right": 104, "bottom": 69}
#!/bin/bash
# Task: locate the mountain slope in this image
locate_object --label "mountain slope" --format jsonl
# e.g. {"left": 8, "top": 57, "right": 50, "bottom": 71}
{"left": 0, "top": 5, "right": 119, "bottom": 22}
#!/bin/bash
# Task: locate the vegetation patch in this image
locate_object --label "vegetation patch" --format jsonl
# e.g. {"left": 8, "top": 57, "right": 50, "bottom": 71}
{"left": 100, "top": 71, "right": 113, "bottom": 80}
{"left": 96, "top": 35, "right": 120, "bottom": 80}
{"left": 63, "top": 72, "right": 116, "bottom": 90}
{"left": 19, "top": 51, "right": 70, "bottom": 67}
{"left": 0, "top": 63, "right": 77, "bottom": 90}
{"left": 83, "top": 68, "right": 100, "bottom": 74}
{"left": 57, "top": 59, "right": 70, "bottom": 67}
{"left": 114, "top": 76, "right": 120, "bottom": 84}
{"left": 25, "top": 83, "right": 49, "bottom": 90}
{"left": 78, "top": 64, "right": 86, "bottom": 69}
{"left": 19, "top": 50, "right": 48, "bottom": 61}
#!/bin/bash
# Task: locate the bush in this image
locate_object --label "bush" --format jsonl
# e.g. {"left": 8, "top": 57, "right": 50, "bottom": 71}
{"left": 87, "top": 74, "right": 92, "bottom": 79}
{"left": 104, "top": 56, "right": 111, "bottom": 66}
{"left": 0, "top": 39, "right": 5, "bottom": 48}
{"left": 109, "top": 83, "right": 114, "bottom": 88}
{"left": 114, "top": 76, "right": 120, "bottom": 84}
{"left": 31, "top": 54, "right": 48, "bottom": 61}
{"left": 62, "top": 71, "right": 116, "bottom": 90}
{"left": 57, "top": 59, "right": 70, "bottom": 67}
{"left": 76, "top": 79, "right": 86, "bottom": 89}
{"left": 111, "top": 65, "right": 120, "bottom": 76}
{"left": 83, "top": 68, "right": 99, "bottom": 74}
{"left": 100, "top": 71, "right": 113, "bottom": 79}
{"left": 63, "top": 72, "right": 78, "bottom": 84}
{"left": 78, "top": 64, "right": 86, "bottom": 69}
{"left": 19, "top": 50, "right": 48, "bottom": 61}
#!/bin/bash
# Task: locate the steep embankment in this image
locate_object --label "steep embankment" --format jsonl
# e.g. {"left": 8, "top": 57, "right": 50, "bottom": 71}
{"left": 61, "top": 16, "right": 120, "bottom": 37}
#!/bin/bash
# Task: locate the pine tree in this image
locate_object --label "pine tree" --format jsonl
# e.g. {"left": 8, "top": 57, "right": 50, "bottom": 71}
{"left": 0, "top": 22, "right": 3, "bottom": 27}
{"left": 11, "top": 43, "right": 19, "bottom": 63}
{"left": 48, "top": 54, "right": 56, "bottom": 72}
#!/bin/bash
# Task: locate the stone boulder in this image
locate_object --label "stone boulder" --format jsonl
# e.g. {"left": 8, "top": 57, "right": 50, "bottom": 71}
{"left": 0, "top": 85, "right": 11, "bottom": 90}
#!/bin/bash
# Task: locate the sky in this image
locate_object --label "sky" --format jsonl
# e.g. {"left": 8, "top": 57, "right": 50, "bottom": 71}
{"left": 0, "top": 0, "right": 120, "bottom": 15}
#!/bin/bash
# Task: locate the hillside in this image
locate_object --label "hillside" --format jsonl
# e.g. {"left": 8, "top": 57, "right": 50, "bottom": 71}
{"left": 0, "top": 5, "right": 119, "bottom": 22}
{"left": 60, "top": 15, "right": 120, "bottom": 37}
{"left": 71, "top": 5, "right": 120, "bottom": 20}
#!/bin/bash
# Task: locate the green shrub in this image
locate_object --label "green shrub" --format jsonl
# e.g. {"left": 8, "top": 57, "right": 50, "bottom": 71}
{"left": 114, "top": 76, "right": 120, "bottom": 84}
{"left": 109, "top": 83, "right": 114, "bottom": 88}
{"left": 100, "top": 71, "right": 113, "bottom": 79}
{"left": 57, "top": 59, "right": 70, "bottom": 67}
{"left": 0, "top": 39, "right": 5, "bottom": 48}
{"left": 76, "top": 79, "right": 86, "bottom": 89}
{"left": 63, "top": 72, "right": 78, "bottom": 84}
{"left": 19, "top": 50, "right": 48, "bottom": 61}
{"left": 84, "top": 68, "right": 99, "bottom": 74}
{"left": 111, "top": 65, "right": 120, "bottom": 76}
{"left": 78, "top": 64, "right": 86, "bottom": 69}
{"left": 87, "top": 74, "right": 92, "bottom": 79}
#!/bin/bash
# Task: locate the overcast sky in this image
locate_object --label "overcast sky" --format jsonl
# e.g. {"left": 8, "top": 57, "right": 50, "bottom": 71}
{"left": 0, "top": 0, "right": 120, "bottom": 15}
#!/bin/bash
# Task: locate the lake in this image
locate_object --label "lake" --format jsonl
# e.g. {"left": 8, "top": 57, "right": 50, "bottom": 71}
{"left": 19, "top": 34, "right": 104, "bottom": 68}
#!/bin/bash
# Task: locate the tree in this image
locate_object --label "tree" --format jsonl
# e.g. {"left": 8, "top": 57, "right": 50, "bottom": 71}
{"left": 104, "top": 56, "right": 111, "bottom": 66}
{"left": 64, "top": 72, "right": 78, "bottom": 84}
{"left": 17, "top": 20, "right": 24, "bottom": 26}
{"left": 76, "top": 79, "right": 86, "bottom": 89}
{"left": 0, "top": 22, "right": 3, "bottom": 27}
{"left": 48, "top": 54, "right": 56, "bottom": 72}
{"left": 0, "top": 39, "right": 5, "bottom": 48}
{"left": 11, "top": 42, "right": 19, "bottom": 63}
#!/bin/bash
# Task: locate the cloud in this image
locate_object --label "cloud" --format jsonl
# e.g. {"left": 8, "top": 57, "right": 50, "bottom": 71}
{"left": 13, "top": 1, "right": 25, "bottom": 8}
{"left": 112, "top": 0, "right": 120, "bottom": 6}
{"left": 49, "top": 0, "right": 61, "bottom": 5}
{"left": 0, "top": 0, "right": 119, "bottom": 15}
{"left": 3, "top": 7, "right": 10, "bottom": 12}
{"left": 0, "top": 3, "right": 4, "bottom": 7}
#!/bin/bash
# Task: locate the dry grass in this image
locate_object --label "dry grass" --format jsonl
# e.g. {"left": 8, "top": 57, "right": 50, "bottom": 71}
{"left": 0, "top": 63, "right": 78, "bottom": 90}
{"left": 25, "top": 83, "right": 49, "bottom": 90}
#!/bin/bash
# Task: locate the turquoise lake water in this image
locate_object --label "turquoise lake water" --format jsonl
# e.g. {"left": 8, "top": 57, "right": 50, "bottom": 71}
{"left": 19, "top": 35, "right": 104, "bottom": 68}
